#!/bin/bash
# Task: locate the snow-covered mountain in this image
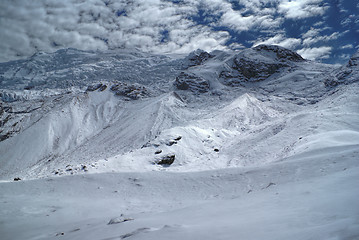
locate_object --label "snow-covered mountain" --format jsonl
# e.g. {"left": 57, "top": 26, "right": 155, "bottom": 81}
{"left": 0, "top": 45, "right": 358, "bottom": 240}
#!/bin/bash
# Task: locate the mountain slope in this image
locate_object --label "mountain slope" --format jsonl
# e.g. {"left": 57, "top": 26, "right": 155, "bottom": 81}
{"left": 0, "top": 45, "right": 358, "bottom": 240}
{"left": 0, "top": 46, "right": 358, "bottom": 180}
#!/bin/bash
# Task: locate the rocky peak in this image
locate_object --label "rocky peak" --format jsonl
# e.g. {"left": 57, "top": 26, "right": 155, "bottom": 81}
{"left": 253, "top": 45, "right": 305, "bottom": 62}
{"left": 347, "top": 50, "right": 359, "bottom": 67}
{"left": 324, "top": 50, "right": 359, "bottom": 87}
{"left": 183, "top": 49, "right": 214, "bottom": 69}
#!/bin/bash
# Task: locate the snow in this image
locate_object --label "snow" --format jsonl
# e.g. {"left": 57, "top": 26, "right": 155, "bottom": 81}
{"left": 0, "top": 144, "right": 358, "bottom": 240}
{"left": 0, "top": 46, "right": 358, "bottom": 239}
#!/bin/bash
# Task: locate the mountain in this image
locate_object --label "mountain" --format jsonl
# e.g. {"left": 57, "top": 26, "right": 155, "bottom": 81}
{"left": 0, "top": 46, "right": 358, "bottom": 240}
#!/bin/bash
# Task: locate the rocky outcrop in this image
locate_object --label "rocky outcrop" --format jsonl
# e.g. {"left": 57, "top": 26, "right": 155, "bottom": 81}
{"left": 184, "top": 49, "right": 214, "bottom": 68}
{"left": 110, "top": 82, "right": 150, "bottom": 100}
{"left": 347, "top": 51, "right": 359, "bottom": 67}
{"left": 220, "top": 56, "right": 287, "bottom": 86}
{"left": 86, "top": 83, "right": 107, "bottom": 92}
{"left": 156, "top": 154, "right": 175, "bottom": 166}
{"left": 253, "top": 45, "right": 305, "bottom": 62}
{"left": 324, "top": 50, "right": 359, "bottom": 87}
{"left": 174, "top": 72, "right": 210, "bottom": 93}
{"left": 219, "top": 45, "right": 304, "bottom": 87}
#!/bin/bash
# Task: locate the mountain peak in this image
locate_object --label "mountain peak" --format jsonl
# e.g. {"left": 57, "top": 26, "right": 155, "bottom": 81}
{"left": 253, "top": 44, "right": 305, "bottom": 62}
{"left": 347, "top": 50, "right": 359, "bottom": 67}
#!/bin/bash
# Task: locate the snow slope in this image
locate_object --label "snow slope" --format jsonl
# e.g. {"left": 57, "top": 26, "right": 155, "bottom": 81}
{"left": 1, "top": 143, "right": 358, "bottom": 240}
{"left": 0, "top": 45, "right": 358, "bottom": 239}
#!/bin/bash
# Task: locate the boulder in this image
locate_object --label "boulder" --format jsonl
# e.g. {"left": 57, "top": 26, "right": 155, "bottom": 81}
{"left": 156, "top": 155, "right": 175, "bottom": 166}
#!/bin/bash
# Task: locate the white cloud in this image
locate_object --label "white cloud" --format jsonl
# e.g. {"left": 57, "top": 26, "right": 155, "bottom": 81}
{"left": 0, "top": 0, "right": 232, "bottom": 62}
{"left": 220, "top": 10, "right": 256, "bottom": 32}
{"left": 0, "top": 0, "right": 347, "bottom": 63}
{"left": 302, "top": 32, "right": 340, "bottom": 46}
{"left": 278, "top": 0, "right": 328, "bottom": 19}
{"left": 302, "top": 28, "right": 320, "bottom": 38}
{"left": 228, "top": 42, "right": 246, "bottom": 51}
{"left": 297, "top": 46, "right": 332, "bottom": 60}
{"left": 253, "top": 34, "right": 301, "bottom": 49}
{"left": 341, "top": 44, "right": 353, "bottom": 49}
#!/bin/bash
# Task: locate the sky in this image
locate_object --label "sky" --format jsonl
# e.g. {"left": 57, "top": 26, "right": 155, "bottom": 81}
{"left": 0, "top": 0, "right": 358, "bottom": 64}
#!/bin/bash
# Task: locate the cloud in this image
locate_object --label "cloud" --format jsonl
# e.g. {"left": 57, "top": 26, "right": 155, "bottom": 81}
{"left": 302, "top": 32, "right": 340, "bottom": 46}
{"left": 253, "top": 34, "right": 301, "bottom": 49}
{"left": 302, "top": 28, "right": 320, "bottom": 38}
{"left": 0, "top": 0, "right": 230, "bottom": 62}
{"left": 340, "top": 44, "right": 353, "bottom": 49}
{"left": 0, "top": 0, "right": 354, "bottom": 63}
{"left": 218, "top": 1, "right": 283, "bottom": 33}
{"left": 278, "top": 0, "right": 328, "bottom": 19}
{"left": 228, "top": 42, "right": 246, "bottom": 51}
{"left": 220, "top": 10, "right": 256, "bottom": 32}
{"left": 297, "top": 46, "right": 332, "bottom": 60}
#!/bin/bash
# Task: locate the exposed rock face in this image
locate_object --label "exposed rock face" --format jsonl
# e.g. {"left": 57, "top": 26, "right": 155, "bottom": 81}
{"left": 253, "top": 45, "right": 305, "bottom": 62}
{"left": 184, "top": 49, "right": 214, "bottom": 68}
{"left": 0, "top": 104, "right": 18, "bottom": 142}
{"left": 324, "top": 50, "right": 359, "bottom": 87}
{"left": 156, "top": 155, "right": 175, "bottom": 166}
{"left": 174, "top": 72, "right": 210, "bottom": 93}
{"left": 110, "top": 82, "right": 150, "bottom": 100}
{"left": 220, "top": 56, "right": 287, "bottom": 86}
{"left": 219, "top": 45, "right": 304, "bottom": 87}
{"left": 86, "top": 83, "right": 107, "bottom": 92}
{"left": 348, "top": 51, "right": 359, "bottom": 67}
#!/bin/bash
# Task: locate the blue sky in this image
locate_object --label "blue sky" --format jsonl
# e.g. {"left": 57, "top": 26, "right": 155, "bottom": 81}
{"left": 0, "top": 0, "right": 358, "bottom": 64}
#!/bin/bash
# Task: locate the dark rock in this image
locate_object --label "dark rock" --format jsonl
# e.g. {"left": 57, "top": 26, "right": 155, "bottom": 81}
{"left": 174, "top": 72, "right": 210, "bottom": 93}
{"left": 157, "top": 155, "right": 175, "bottom": 165}
{"left": 99, "top": 84, "right": 107, "bottom": 91}
{"left": 214, "top": 148, "right": 219, "bottom": 152}
{"left": 24, "top": 85, "right": 35, "bottom": 90}
{"left": 86, "top": 83, "right": 107, "bottom": 92}
{"left": 166, "top": 140, "right": 177, "bottom": 146}
{"left": 110, "top": 82, "right": 150, "bottom": 100}
{"left": 185, "top": 49, "right": 214, "bottom": 68}
{"left": 220, "top": 56, "right": 287, "bottom": 86}
{"left": 0, "top": 114, "right": 11, "bottom": 128}
{"left": 86, "top": 83, "right": 103, "bottom": 92}
{"left": 264, "top": 182, "right": 276, "bottom": 189}
{"left": 324, "top": 50, "right": 359, "bottom": 87}
{"left": 219, "top": 45, "right": 305, "bottom": 86}
{"left": 174, "top": 136, "right": 182, "bottom": 141}
{"left": 0, "top": 132, "right": 12, "bottom": 142}
{"left": 14, "top": 177, "right": 21, "bottom": 181}
{"left": 155, "top": 150, "right": 162, "bottom": 154}
{"left": 347, "top": 50, "right": 359, "bottom": 67}
{"left": 253, "top": 45, "right": 305, "bottom": 62}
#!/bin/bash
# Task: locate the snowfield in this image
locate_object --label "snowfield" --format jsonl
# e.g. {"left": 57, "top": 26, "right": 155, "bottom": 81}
{"left": 0, "top": 45, "right": 358, "bottom": 239}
